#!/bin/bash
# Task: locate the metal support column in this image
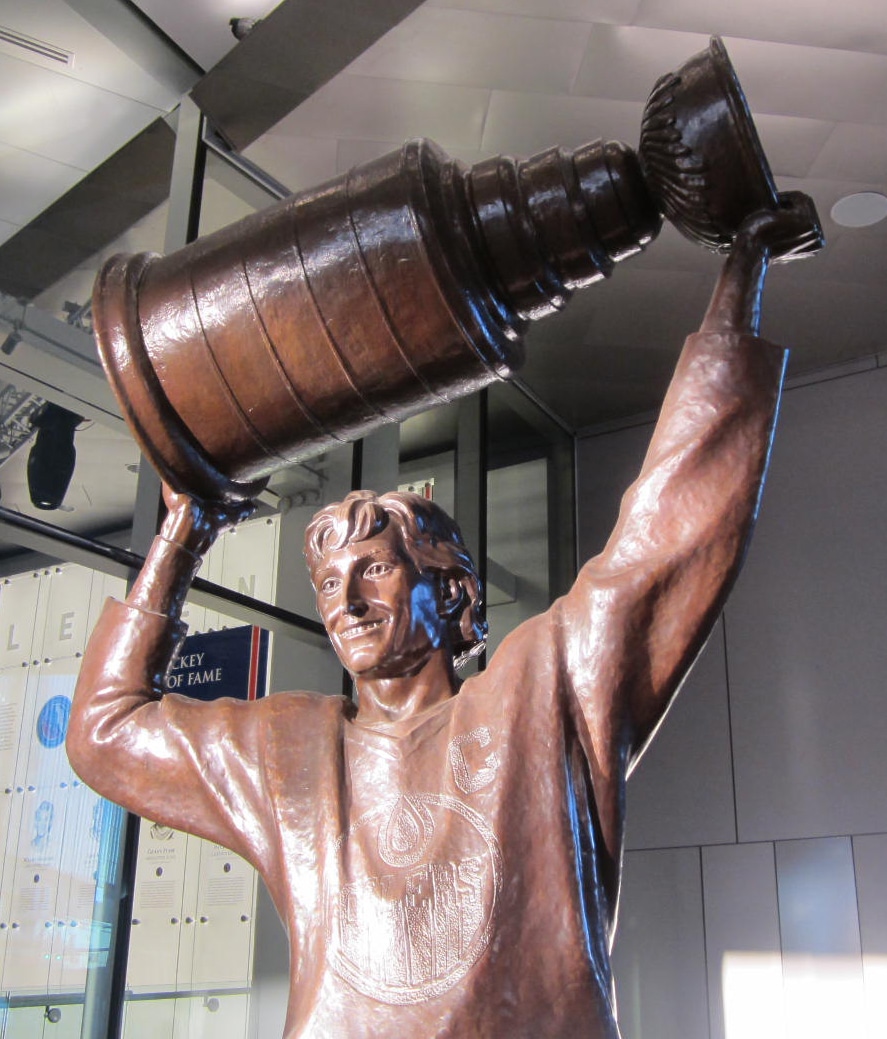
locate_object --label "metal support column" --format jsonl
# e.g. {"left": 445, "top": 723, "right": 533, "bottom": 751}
{"left": 80, "top": 96, "right": 207, "bottom": 1039}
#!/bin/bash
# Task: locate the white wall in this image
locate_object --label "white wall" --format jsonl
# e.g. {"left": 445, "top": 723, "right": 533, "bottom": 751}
{"left": 577, "top": 359, "right": 887, "bottom": 1039}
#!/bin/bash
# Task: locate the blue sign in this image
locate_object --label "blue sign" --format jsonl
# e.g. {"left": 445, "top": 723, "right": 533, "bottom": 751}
{"left": 36, "top": 694, "right": 71, "bottom": 748}
{"left": 164, "top": 626, "right": 269, "bottom": 703}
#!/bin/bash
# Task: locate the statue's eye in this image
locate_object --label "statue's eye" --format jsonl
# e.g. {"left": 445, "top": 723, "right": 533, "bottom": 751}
{"left": 364, "top": 562, "right": 393, "bottom": 580}
{"left": 320, "top": 576, "right": 340, "bottom": 595}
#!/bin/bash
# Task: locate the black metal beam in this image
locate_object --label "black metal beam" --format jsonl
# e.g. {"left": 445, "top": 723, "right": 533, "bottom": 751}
{"left": 0, "top": 506, "right": 328, "bottom": 646}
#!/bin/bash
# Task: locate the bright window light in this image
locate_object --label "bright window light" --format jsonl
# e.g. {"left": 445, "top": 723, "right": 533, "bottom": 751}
{"left": 723, "top": 952, "right": 879, "bottom": 1039}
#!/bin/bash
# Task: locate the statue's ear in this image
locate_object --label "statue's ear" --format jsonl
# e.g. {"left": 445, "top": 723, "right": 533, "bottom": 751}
{"left": 437, "top": 574, "right": 467, "bottom": 620}
{"left": 437, "top": 571, "right": 483, "bottom": 653}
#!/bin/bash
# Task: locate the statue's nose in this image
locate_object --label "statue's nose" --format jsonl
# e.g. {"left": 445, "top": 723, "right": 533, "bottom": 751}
{"left": 344, "top": 576, "right": 368, "bottom": 616}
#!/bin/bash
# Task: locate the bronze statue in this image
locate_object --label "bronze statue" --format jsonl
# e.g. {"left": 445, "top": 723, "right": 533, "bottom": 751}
{"left": 67, "top": 193, "right": 819, "bottom": 1037}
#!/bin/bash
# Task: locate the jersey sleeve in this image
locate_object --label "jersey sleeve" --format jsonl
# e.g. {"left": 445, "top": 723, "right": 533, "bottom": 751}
{"left": 67, "top": 596, "right": 276, "bottom": 869}
{"left": 554, "top": 330, "right": 786, "bottom": 795}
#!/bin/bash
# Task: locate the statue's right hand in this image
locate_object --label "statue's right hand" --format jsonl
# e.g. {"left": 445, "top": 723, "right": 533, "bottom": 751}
{"left": 735, "top": 191, "right": 824, "bottom": 264}
{"left": 160, "top": 484, "right": 255, "bottom": 557}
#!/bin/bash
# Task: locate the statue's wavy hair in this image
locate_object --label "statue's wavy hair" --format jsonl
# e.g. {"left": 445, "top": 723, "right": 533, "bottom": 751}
{"left": 304, "top": 490, "right": 487, "bottom": 669}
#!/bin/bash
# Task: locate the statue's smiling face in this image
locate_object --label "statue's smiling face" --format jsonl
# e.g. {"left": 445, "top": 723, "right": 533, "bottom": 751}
{"left": 313, "top": 526, "right": 445, "bottom": 680}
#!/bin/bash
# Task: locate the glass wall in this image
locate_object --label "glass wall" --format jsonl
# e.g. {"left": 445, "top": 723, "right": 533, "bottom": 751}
{"left": 0, "top": 561, "right": 127, "bottom": 1037}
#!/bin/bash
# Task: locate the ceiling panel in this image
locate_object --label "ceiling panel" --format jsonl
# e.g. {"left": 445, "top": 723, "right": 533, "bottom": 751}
{"left": 763, "top": 277, "right": 887, "bottom": 366}
{"left": 333, "top": 137, "right": 438, "bottom": 174}
{"left": 629, "top": 222, "right": 718, "bottom": 274}
{"left": 0, "top": 53, "right": 163, "bottom": 170}
{"left": 809, "top": 123, "right": 887, "bottom": 183}
{"left": 272, "top": 73, "right": 491, "bottom": 149}
{"left": 427, "top": 0, "right": 643, "bottom": 21}
{"left": 572, "top": 267, "right": 713, "bottom": 348}
{"left": 724, "top": 37, "right": 887, "bottom": 126}
{"left": 242, "top": 134, "right": 341, "bottom": 193}
{"left": 350, "top": 7, "right": 594, "bottom": 93}
{"left": 572, "top": 24, "right": 710, "bottom": 100}
{"left": 802, "top": 229, "right": 887, "bottom": 290}
{"left": 751, "top": 115, "right": 836, "bottom": 180}
{"left": 481, "top": 91, "right": 644, "bottom": 154}
{"left": 0, "top": 0, "right": 187, "bottom": 106}
{"left": 636, "top": 0, "right": 887, "bottom": 57}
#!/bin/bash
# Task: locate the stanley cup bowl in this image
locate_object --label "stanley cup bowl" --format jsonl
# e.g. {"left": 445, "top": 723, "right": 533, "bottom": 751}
{"left": 638, "top": 36, "right": 779, "bottom": 251}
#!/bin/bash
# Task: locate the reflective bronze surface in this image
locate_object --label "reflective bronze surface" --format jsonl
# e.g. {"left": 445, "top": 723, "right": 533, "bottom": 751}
{"left": 640, "top": 36, "right": 777, "bottom": 250}
{"left": 91, "top": 37, "right": 812, "bottom": 505}
{"left": 69, "top": 197, "right": 821, "bottom": 1037}
{"left": 94, "top": 136, "right": 659, "bottom": 503}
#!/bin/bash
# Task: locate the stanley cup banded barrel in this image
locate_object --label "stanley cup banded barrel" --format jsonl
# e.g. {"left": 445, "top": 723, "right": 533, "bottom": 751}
{"left": 93, "top": 37, "right": 786, "bottom": 503}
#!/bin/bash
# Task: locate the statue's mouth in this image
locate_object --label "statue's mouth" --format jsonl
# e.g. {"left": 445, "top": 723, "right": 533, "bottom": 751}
{"left": 340, "top": 619, "right": 386, "bottom": 640}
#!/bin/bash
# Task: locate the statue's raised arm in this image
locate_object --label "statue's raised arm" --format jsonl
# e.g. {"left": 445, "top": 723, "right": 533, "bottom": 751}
{"left": 551, "top": 194, "right": 821, "bottom": 857}
{"left": 65, "top": 487, "right": 263, "bottom": 856}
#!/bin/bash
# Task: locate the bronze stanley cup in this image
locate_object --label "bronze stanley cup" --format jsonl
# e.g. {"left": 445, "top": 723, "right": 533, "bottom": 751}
{"left": 93, "top": 36, "right": 782, "bottom": 503}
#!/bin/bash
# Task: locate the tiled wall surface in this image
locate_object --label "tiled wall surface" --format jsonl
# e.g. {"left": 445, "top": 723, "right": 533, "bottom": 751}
{"left": 578, "top": 360, "right": 887, "bottom": 1039}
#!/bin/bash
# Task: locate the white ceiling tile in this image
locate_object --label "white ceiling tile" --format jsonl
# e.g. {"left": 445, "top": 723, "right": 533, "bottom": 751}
{"left": 350, "top": 8, "right": 592, "bottom": 93}
{"left": 0, "top": 143, "right": 84, "bottom": 225}
{"left": 199, "top": 175, "right": 262, "bottom": 237}
{"left": 243, "top": 134, "right": 341, "bottom": 193}
{"left": 572, "top": 24, "right": 711, "bottom": 101}
{"left": 765, "top": 278, "right": 887, "bottom": 364}
{"left": 577, "top": 266, "right": 712, "bottom": 347}
{"left": 519, "top": 269, "right": 714, "bottom": 425}
{"left": 482, "top": 91, "right": 645, "bottom": 155}
{"left": 810, "top": 230, "right": 887, "bottom": 289}
{"left": 335, "top": 138, "right": 406, "bottom": 172}
{"left": 782, "top": 227, "right": 884, "bottom": 293}
{"left": 725, "top": 37, "right": 887, "bottom": 125}
{"left": 335, "top": 138, "right": 490, "bottom": 176}
{"left": 271, "top": 75, "right": 491, "bottom": 151}
{"left": 808, "top": 123, "right": 887, "bottom": 183}
{"left": 571, "top": 26, "right": 887, "bottom": 127}
{"left": 752, "top": 114, "right": 836, "bottom": 179}
{"left": 426, "top": 0, "right": 643, "bottom": 22}
{"left": 630, "top": 222, "right": 721, "bottom": 274}
{"left": 0, "top": 0, "right": 183, "bottom": 107}
{"left": 0, "top": 55, "right": 162, "bottom": 170}
{"left": 335, "top": 138, "right": 412, "bottom": 173}
{"left": 636, "top": 0, "right": 887, "bottom": 57}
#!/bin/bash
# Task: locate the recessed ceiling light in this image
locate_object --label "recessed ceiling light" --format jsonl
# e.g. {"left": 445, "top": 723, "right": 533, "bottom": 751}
{"left": 830, "top": 192, "right": 887, "bottom": 228}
